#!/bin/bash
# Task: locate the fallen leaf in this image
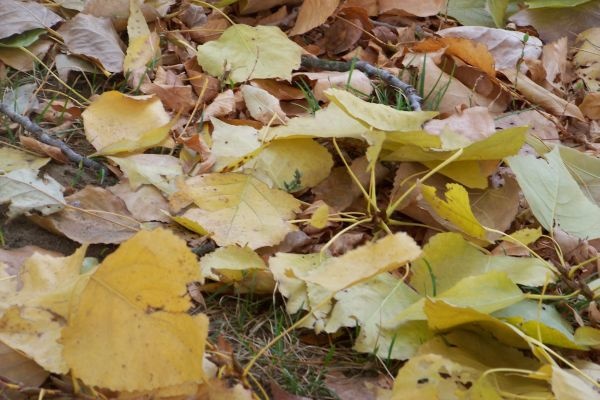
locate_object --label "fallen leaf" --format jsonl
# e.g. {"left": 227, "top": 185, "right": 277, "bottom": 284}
{"left": 424, "top": 106, "right": 496, "bottom": 142}
{"left": 248, "top": 139, "right": 334, "bottom": 191}
{"left": 204, "top": 89, "right": 236, "bottom": 119}
{"left": 419, "top": 183, "right": 489, "bottom": 241}
{"left": 0, "top": 146, "right": 50, "bottom": 172}
{"left": 507, "top": 147, "right": 600, "bottom": 240}
{"left": 241, "top": 84, "right": 288, "bottom": 124}
{"left": 173, "top": 173, "right": 301, "bottom": 248}
{"left": 123, "top": 0, "right": 160, "bottom": 85}
{"left": 509, "top": 0, "right": 600, "bottom": 43}
{"left": 289, "top": 0, "right": 339, "bottom": 36}
{"left": 58, "top": 13, "right": 125, "bottom": 73}
{"left": 326, "top": 88, "right": 437, "bottom": 131}
{"left": 19, "top": 136, "right": 69, "bottom": 164}
{"left": 30, "top": 186, "right": 138, "bottom": 244}
{"left": 298, "top": 70, "right": 373, "bottom": 101}
{"left": 62, "top": 229, "right": 209, "bottom": 391}
{"left": 0, "top": 341, "right": 48, "bottom": 387}
{"left": 0, "top": 169, "right": 64, "bottom": 218}
{"left": 0, "top": 246, "right": 90, "bottom": 374}
{"left": 410, "top": 232, "right": 554, "bottom": 297}
{"left": 439, "top": 27, "right": 542, "bottom": 71}
{"left": 82, "top": 91, "right": 171, "bottom": 153}
{"left": 502, "top": 68, "right": 585, "bottom": 121}
{"left": 580, "top": 93, "right": 600, "bottom": 120}
{"left": 196, "top": 24, "right": 303, "bottom": 83}
{"left": 108, "top": 181, "right": 170, "bottom": 223}
{"left": 379, "top": 0, "right": 445, "bottom": 16}
{"left": 304, "top": 232, "right": 421, "bottom": 292}
{"left": 0, "top": 0, "right": 62, "bottom": 39}
{"left": 108, "top": 154, "right": 183, "bottom": 195}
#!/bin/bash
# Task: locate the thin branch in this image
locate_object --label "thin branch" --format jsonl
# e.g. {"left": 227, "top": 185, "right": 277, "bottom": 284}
{"left": 300, "top": 55, "right": 423, "bottom": 111}
{"left": 0, "top": 102, "right": 107, "bottom": 175}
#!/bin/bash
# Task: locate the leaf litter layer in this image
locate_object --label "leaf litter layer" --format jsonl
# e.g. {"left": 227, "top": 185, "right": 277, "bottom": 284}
{"left": 2, "top": 0, "right": 600, "bottom": 398}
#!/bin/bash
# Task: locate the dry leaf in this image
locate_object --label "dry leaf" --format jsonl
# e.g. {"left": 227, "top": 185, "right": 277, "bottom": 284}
{"left": 58, "top": 13, "right": 125, "bottom": 73}
{"left": 502, "top": 68, "right": 585, "bottom": 121}
{"left": 289, "top": 0, "right": 339, "bottom": 36}
{"left": 30, "top": 186, "right": 138, "bottom": 244}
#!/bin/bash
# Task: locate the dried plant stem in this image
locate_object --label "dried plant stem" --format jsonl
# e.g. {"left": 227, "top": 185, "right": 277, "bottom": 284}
{"left": 0, "top": 103, "right": 107, "bottom": 175}
{"left": 300, "top": 55, "right": 423, "bottom": 111}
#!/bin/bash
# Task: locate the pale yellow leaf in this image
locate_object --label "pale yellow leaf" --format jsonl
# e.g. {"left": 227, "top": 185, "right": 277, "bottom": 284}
{"left": 108, "top": 154, "right": 183, "bottom": 195}
{"left": 325, "top": 88, "right": 437, "bottom": 131}
{"left": 304, "top": 232, "right": 421, "bottom": 292}
{"left": 196, "top": 24, "right": 302, "bottom": 83}
{"left": 0, "top": 147, "right": 49, "bottom": 172}
{"left": 248, "top": 139, "right": 333, "bottom": 191}
{"left": 174, "top": 173, "right": 301, "bottom": 248}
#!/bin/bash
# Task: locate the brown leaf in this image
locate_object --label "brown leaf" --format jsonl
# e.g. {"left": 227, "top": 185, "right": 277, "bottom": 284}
{"left": 502, "top": 68, "right": 585, "bottom": 121}
{"left": 580, "top": 93, "right": 600, "bottom": 120}
{"left": 0, "top": 40, "right": 53, "bottom": 72}
{"left": 289, "top": 0, "right": 339, "bottom": 36}
{"left": 379, "top": 0, "right": 444, "bottom": 17}
{"left": 140, "top": 67, "right": 197, "bottom": 114}
{"left": 251, "top": 79, "right": 305, "bottom": 101}
{"left": 542, "top": 37, "right": 569, "bottom": 90}
{"left": 0, "top": 0, "right": 62, "bottom": 39}
{"left": 108, "top": 181, "right": 170, "bottom": 223}
{"left": 204, "top": 89, "right": 236, "bottom": 119}
{"left": 414, "top": 37, "right": 495, "bottom": 77}
{"left": 0, "top": 342, "right": 48, "bottom": 387}
{"left": 323, "top": 7, "right": 370, "bottom": 55}
{"left": 58, "top": 13, "right": 125, "bottom": 73}
{"left": 313, "top": 157, "right": 388, "bottom": 212}
{"left": 29, "top": 186, "right": 139, "bottom": 244}
{"left": 184, "top": 58, "right": 220, "bottom": 102}
{"left": 270, "top": 381, "right": 311, "bottom": 400}
{"left": 325, "top": 371, "right": 392, "bottom": 400}
{"left": 19, "top": 136, "right": 69, "bottom": 164}
{"left": 189, "top": 13, "right": 230, "bottom": 44}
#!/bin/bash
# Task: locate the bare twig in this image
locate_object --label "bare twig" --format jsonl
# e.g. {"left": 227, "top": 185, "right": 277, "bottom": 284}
{"left": 0, "top": 102, "right": 107, "bottom": 175}
{"left": 300, "top": 55, "right": 423, "bottom": 111}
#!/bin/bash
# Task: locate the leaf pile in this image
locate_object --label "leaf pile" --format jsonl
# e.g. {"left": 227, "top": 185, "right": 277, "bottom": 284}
{"left": 2, "top": 0, "right": 600, "bottom": 398}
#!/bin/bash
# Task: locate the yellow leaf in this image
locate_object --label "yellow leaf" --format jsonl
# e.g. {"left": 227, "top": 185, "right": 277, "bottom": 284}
{"left": 200, "top": 245, "right": 274, "bottom": 293}
{"left": 196, "top": 24, "right": 303, "bottom": 83}
{"left": 123, "top": 0, "right": 159, "bottom": 75}
{"left": 174, "top": 173, "right": 301, "bottom": 249}
{"left": 420, "top": 183, "right": 488, "bottom": 241}
{"left": 289, "top": 0, "right": 339, "bottom": 36}
{"left": 309, "top": 203, "right": 329, "bottom": 229}
{"left": 503, "top": 227, "right": 543, "bottom": 245}
{"left": 248, "top": 139, "right": 333, "bottom": 191}
{"left": 304, "top": 232, "right": 421, "bottom": 292}
{"left": 383, "top": 126, "right": 527, "bottom": 162}
{"left": 0, "top": 246, "right": 90, "bottom": 373}
{"left": 325, "top": 88, "right": 438, "bottom": 131}
{"left": 82, "top": 91, "right": 171, "bottom": 154}
{"left": 62, "top": 229, "right": 208, "bottom": 391}
{"left": 387, "top": 271, "right": 525, "bottom": 327}
{"left": 261, "top": 103, "right": 368, "bottom": 141}
{"left": 108, "top": 154, "right": 183, "bottom": 195}
{"left": 0, "top": 147, "right": 49, "bottom": 172}
{"left": 211, "top": 118, "right": 261, "bottom": 172}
